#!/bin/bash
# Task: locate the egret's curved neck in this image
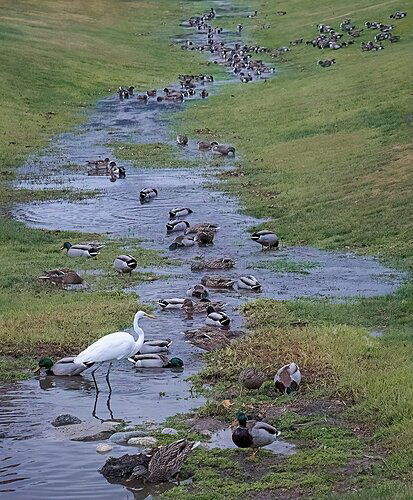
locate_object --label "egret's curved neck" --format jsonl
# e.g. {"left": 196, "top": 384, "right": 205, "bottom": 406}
{"left": 133, "top": 315, "right": 145, "bottom": 353}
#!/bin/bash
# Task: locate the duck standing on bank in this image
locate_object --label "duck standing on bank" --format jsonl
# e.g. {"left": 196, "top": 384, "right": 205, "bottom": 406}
{"left": 113, "top": 255, "right": 137, "bottom": 276}
{"left": 232, "top": 413, "right": 280, "bottom": 457}
{"left": 61, "top": 242, "right": 102, "bottom": 258}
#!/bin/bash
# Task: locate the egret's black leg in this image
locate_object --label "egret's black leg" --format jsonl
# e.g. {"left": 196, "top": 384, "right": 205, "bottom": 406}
{"left": 105, "top": 362, "right": 112, "bottom": 394}
{"left": 91, "top": 364, "right": 101, "bottom": 394}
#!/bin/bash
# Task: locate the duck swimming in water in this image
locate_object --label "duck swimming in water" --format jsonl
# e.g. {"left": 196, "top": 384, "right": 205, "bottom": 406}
{"left": 128, "top": 354, "right": 184, "bottom": 369}
{"left": 140, "top": 188, "right": 158, "bottom": 202}
{"left": 35, "top": 356, "right": 91, "bottom": 376}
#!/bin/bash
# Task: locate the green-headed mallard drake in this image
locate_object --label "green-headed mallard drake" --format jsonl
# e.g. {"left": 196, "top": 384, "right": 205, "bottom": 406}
{"left": 206, "top": 305, "right": 231, "bottom": 327}
{"left": 274, "top": 362, "right": 301, "bottom": 394}
{"left": 140, "top": 188, "right": 158, "bottom": 202}
{"left": 130, "top": 439, "right": 200, "bottom": 483}
{"left": 176, "top": 134, "right": 188, "bottom": 145}
{"left": 169, "top": 235, "right": 195, "bottom": 250}
{"left": 251, "top": 230, "right": 279, "bottom": 250}
{"left": 201, "top": 275, "right": 234, "bottom": 289}
{"left": 139, "top": 339, "right": 172, "bottom": 354}
{"left": 39, "top": 268, "right": 83, "bottom": 286}
{"left": 35, "top": 356, "right": 91, "bottom": 376}
{"left": 191, "top": 257, "right": 235, "bottom": 272}
{"left": 169, "top": 207, "right": 193, "bottom": 219}
{"left": 237, "top": 275, "right": 261, "bottom": 291}
{"left": 232, "top": 413, "right": 280, "bottom": 456}
{"left": 186, "top": 284, "right": 209, "bottom": 299}
{"left": 212, "top": 144, "right": 236, "bottom": 156}
{"left": 197, "top": 140, "right": 219, "bottom": 151}
{"left": 158, "top": 298, "right": 185, "bottom": 310}
{"left": 166, "top": 220, "right": 190, "bottom": 233}
{"left": 128, "top": 354, "right": 183, "bottom": 369}
{"left": 114, "top": 255, "right": 137, "bottom": 275}
{"left": 238, "top": 367, "right": 266, "bottom": 389}
{"left": 61, "top": 242, "right": 102, "bottom": 258}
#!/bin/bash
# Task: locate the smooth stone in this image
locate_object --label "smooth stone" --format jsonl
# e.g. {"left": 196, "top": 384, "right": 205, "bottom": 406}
{"left": 199, "top": 429, "right": 212, "bottom": 437}
{"left": 52, "top": 414, "right": 82, "bottom": 427}
{"left": 55, "top": 421, "right": 117, "bottom": 441}
{"left": 96, "top": 443, "right": 113, "bottom": 454}
{"left": 109, "top": 430, "right": 148, "bottom": 444}
{"left": 123, "top": 425, "right": 137, "bottom": 432}
{"left": 161, "top": 428, "right": 178, "bottom": 435}
{"left": 128, "top": 436, "right": 158, "bottom": 447}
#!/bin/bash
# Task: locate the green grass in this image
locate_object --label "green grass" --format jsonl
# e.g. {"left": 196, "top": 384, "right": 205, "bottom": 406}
{"left": 251, "top": 258, "right": 319, "bottom": 274}
{"left": 182, "top": 0, "right": 413, "bottom": 267}
{"left": 111, "top": 142, "right": 203, "bottom": 168}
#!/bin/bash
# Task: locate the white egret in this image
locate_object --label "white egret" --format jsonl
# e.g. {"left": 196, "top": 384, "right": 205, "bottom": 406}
{"left": 74, "top": 310, "right": 155, "bottom": 393}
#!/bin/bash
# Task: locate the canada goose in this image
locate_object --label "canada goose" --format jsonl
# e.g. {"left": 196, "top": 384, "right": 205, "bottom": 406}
{"left": 390, "top": 11, "right": 407, "bottom": 19}
{"left": 318, "top": 59, "right": 336, "bottom": 67}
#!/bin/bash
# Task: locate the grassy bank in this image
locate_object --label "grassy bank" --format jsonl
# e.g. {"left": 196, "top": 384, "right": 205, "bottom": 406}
{"left": 0, "top": 0, "right": 215, "bottom": 379}
{"left": 183, "top": 0, "right": 413, "bottom": 267}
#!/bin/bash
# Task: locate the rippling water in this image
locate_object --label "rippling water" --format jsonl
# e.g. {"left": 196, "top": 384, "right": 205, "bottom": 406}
{"left": 1, "top": 1, "right": 406, "bottom": 498}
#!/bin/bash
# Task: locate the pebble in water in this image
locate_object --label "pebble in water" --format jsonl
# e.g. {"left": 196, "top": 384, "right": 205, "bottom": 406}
{"left": 96, "top": 443, "right": 113, "bottom": 454}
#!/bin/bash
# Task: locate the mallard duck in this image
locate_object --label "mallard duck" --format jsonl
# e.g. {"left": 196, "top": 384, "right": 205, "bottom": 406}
{"left": 390, "top": 11, "right": 407, "bottom": 19}
{"left": 197, "top": 140, "right": 219, "bottom": 151}
{"left": 186, "top": 284, "right": 209, "bottom": 299}
{"left": 140, "top": 188, "right": 158, "bottom": 201}
{"left": 232, "top": 413, "right": 280, "bottom": 456}
{"left": 114, "top": 255, "right": 137, "bottom": 275}
{"left": 237, "top": 275, "right": 261, "bottom": 292}
{"left": 87, "top": 157, "right": 110, "bottom": 168}
{"left": 191, "top": 257, "right": 235, "bottom": 272}
{"left": 169, "top": 207, "right": 193, "bottom": 219}
{"left": 139, "top": 339, "right": 172, "bottom": 354}
{"left": 176, "top": 134, "right": 188, "bottom": 145}
{"left": 200, "top": 89, "right": 208, "bottom": 98}
{"left": 128, "top": 354, "right": 184, "bottom": 368}
{"left": 274, "top": 362, "right": 301, "bottom": 394}
{"left": 206, "top": 306, "right": 231, "bottom": 327}
{"left": 61, "top": 242, "right": 102, "bottom": 258}
{"left": 35, "top": 356, "right": 91, "bottom": 376}
{"left": 132, "top": 439, "right": 200, "bottom": 483}
{"left": 184, "top": 326, "right": 242, "bottom": 351}
{"left": 146, "top": 89, "right": 157, "bottom": 97}
{"left": 158, "top": 298, "right": 185, "bottom": 310}
{"left": 212, "top": 144, "right": 236, "bottom": 156}
{"left": 39, "top": 268, "right": 83, "bottom": 286}
{"left": 276, "top": 10, "right": 287, "bottom": 15}
{"left": 182, "top": 298, "right": 225, "bottom": 315}
{"left": 238, "top": 367, "right": 266, "bottom": 389}
{"left": 196, "top": 229, "right": 215, "bottom": 245}
{"left": 201, "top": 275, "right": 234, "bottom": 289}
{"left": 137, "top": 94, "right": 148, "bottom": 102}
{"left": 251, "top": 230, "right": 279, "bottom": 250}
{"left": 185, "top": 223, "right": 220, "bottom": 234}
{"left": 318, "top": 59, "right": 336, "bottom": 68}
{"left": 169, "top": 235, "right": 196, "bottom": 250}
{"left": 166, "top": 220, "right": 190, "bottom": 233}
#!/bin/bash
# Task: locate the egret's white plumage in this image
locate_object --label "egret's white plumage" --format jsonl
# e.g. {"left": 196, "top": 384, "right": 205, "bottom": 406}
{"left": 74, "top": 311, "right": 155, "bottom": 391}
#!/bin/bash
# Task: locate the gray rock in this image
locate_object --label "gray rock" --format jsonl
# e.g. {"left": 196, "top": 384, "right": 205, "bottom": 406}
{"left": 128, "top": 436, "right": 158, "bottom": 447}
{"left": 161, "top": 427, "right": 179, "bottom": 435}
{"left": 96, "top": 443, "right": 113, "bottom": 454}
{"left": 52, "top": 414, "right": 82, "bottom": 427}
{"left": 55, "top": 421, "right": 117, "bottom": 441}
{"left": 123, "top": 425, "right": 137, "bottom": 432}
{"left": 109, "top": 430, "right": 148, "bottom": 444}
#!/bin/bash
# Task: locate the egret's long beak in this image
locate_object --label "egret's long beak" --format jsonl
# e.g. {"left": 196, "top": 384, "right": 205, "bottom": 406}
{"left": 144, "top": 313, "right": 156, "bottom": 319}
{"left": 33, "top": 366, "right": 41, "bottom": 374}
